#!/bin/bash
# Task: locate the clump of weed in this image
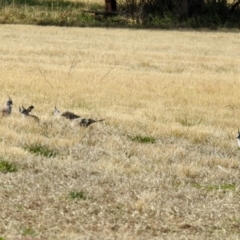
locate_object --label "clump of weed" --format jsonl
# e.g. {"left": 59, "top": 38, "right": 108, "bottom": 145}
{"left": 192, "top": 183, "right": 236, "bottom": 191}
{"left": 0, "top": 160, "right": 18, "bottom": 173}
{"left": 24, "top": 144, "right": 57, "bottom": 158}
{"left": 130, "top": 135, "right": 156, "bottom": 144}
{"left": 69, "top": 191, "right": 87, "bottom": 200}
{"left": 0, "top": 237, "right": 6, "bottom": 240}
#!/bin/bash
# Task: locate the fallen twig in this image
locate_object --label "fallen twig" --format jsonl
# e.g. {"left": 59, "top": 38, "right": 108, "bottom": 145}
{"left": 38, "top": 66, "right": 54, "bottom": 89}
{"left": 99, "top": 64, "right": 116, "bottom": 81}
{"left": 68, "top": 55, "right": 79, "bottom": 76}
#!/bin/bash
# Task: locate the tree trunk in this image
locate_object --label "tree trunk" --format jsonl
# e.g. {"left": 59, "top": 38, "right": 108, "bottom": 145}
{"left": 105, "top": 0, "right": 117, "bottom": 12}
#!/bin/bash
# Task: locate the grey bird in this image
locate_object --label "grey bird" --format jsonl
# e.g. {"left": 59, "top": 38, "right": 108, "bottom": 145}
{"left": 1, "top": 97, "right": 13, "bottom": 116}
{"left": 54, "top": 106, "right": 104, "bottom": 127}
{"left": 54, "top": 106, "right": 81, "bottom": 120}
{"left": 79, "top": 118, "right": 105, "bottom": 127}
{"left": 19, "top": 105, "right": 40, "bottom": 123}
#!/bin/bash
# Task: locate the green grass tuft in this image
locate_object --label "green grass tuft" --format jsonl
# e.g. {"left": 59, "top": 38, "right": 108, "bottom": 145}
{"left": 130, "top": 135, "right": 156, "bottom": 144}
{"left": 69, "top": 191, "right": 87, "bottom": 200}
{"left": 0, "top": 160, "right": 18, "bottom": 173}
{"left": 24, "top": 144, "right": 57, "bottom": 158}
{"left": 22, "top": 227, "right": 37, "bottom": 236}
{"left": 192, "top": 183, "right": 236, "bottom": 191}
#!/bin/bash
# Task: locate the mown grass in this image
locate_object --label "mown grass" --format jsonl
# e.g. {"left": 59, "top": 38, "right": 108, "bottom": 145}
{"left": 0, "top": 25, "right": 240, "bottom": 240}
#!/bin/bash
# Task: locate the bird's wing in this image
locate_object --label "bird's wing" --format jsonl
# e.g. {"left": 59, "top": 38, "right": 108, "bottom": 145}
{"left": 62, "top": 111, "right": 80, "bottom": 120}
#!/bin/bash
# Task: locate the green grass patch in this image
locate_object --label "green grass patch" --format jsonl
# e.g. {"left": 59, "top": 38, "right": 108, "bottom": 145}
{"left": 0, "top": 160, "right": 18, "bottom": 173}
{"left": 0, "top": 237, "right": 6, "bottom": 240}
{"left": 130, "top": 135, "right": 156, "bottom": 144}
{"left": 192, "top": 183, "right": 236, "bottom": 191}
{"left": 24, "top": 143, "right": 57, "bottom": 158}
{"left": 21, "top": 227, "right": 37, "bottom": 236}
{"left": 69, "top": 191, "right": 87, "bottom": 200}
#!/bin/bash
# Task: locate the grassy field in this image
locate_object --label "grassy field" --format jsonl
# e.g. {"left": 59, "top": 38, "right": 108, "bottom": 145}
{"left": 0, "top": 25, "right": 240, "bottom": 240}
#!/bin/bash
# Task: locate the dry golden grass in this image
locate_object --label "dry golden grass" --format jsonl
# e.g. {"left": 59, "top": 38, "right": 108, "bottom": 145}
{"left": 0, "top": 25, "right": 240, "bottom": 240}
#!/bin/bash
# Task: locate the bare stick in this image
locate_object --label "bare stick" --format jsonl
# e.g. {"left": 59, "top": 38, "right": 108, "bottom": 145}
{"left": 38, "top": 66, "right": 54, "bottom": 89}
{"left": 99, "top": 64, "right": 116, "bottom": 81}
{"left": 68, "top": 55, "right": 79, "bottom": 76}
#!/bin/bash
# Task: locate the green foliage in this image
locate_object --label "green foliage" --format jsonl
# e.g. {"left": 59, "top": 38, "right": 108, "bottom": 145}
{"left": 24, "top": 144, "right": 57, "bottom": 158}
{"left": 69, "top": 191, "right": 87, "bottom": 200}
{"left": 122, "top": 0, "right": 240, "bottom": 28}
{"left": 0, "top": 0, "right": 240, "bottom": 28}
{"left": 0, "top": 237, "right": 6, "bottom": 240}
{"left": 192, "top": 183, "right": 236, "bottom": 191}
{"left": 130, "top": 135, "right": 156, "bottom": 144}
{"left": 0, "top": 160, "right": 18, "bottom": 173}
